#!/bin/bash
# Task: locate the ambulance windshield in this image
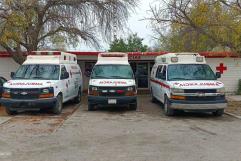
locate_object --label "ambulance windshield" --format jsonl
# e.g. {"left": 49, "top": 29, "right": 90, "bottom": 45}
{"left": 91, "top": 65, "right": 134, "bottom": 79}
{"left": 14, "top": 64, "right": 60, "bottom": 80}
{"left": 168, "top": 64, "right": 216, "bottom": 81}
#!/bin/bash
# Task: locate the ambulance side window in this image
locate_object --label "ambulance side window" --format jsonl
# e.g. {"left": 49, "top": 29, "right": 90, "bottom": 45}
{"left": 156, "top": 65, "right": 163, "bottom": 79}
{"left": 61, "top": 66, "right": 69, "bottom": 80}
{"left": 156, "top": 65, "right": 166, "bottom": 80}
{"left": 162, "top": 66, "right": 167, "bottom": 80}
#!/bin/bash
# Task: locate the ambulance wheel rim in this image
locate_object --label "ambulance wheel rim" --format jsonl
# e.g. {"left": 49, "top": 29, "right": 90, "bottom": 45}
{"left": 53, "top": 95, "right": 62, "bottom": 114}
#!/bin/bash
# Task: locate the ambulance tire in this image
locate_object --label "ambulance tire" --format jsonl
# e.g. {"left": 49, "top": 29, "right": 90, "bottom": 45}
{"left": 151, "top": 89, "right": 157, "bottom": 103}
{"left": 53, "top": 94, "right": 63, "bottom": 115}
{"left": 164, "top": 96, "right": 175, "bottom": 116}
{"left": 212, "top": 109, "right": 224, "bottom": 117}
{"left": 88, "top": 103, "right": 95, "bottom": 111}
{"left": 129, "top": 102, "right": 137, "bottom": 111}
{"left": 5, "top": 108, "right": 17, "bottom": 115}
{"left": 73, "top": 88, "right": 81, "bottom": 104}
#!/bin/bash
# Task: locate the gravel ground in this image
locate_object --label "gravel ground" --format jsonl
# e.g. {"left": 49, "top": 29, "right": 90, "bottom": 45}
{"left": 0, "top": 95, "right": 240, "bottom": 161}
{"left": 226, "top": 101, "right": 241, "bottom": 116}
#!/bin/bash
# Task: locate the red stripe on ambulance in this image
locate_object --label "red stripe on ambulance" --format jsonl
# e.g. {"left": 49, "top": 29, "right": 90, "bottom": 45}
{"left": 150, "top": 79, "right": 170, "bottom": 89}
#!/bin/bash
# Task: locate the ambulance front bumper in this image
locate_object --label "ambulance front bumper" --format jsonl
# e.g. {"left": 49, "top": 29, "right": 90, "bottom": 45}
{"left": 169, "top": 99, "right": 227, "bottom": 111}
{"left": 88, "top": 96, "right": 137, "bottom": 106}
{"left": 0, "top": 98, "right": 57, "bottom": 110}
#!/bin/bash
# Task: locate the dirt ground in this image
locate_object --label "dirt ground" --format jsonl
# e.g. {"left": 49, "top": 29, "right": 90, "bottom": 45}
{"left": 0, "top": 95, "right": 240, "bottom": 161}
{"left": 226, "top": 101, "right": 241, "bottom": 116}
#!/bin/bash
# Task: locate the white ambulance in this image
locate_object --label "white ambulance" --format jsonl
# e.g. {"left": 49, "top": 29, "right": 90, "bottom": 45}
{"left": 88, "top": 52, "right": 137, "bottom": 111}
{"left": 0, "top": 51, "right": 83, "bottom": 115}
{"left": 150, "top": 52, "right": 227, "bottom": 116}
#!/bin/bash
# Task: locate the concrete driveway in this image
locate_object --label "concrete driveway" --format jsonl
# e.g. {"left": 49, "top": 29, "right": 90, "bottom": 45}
{"left": 0, "top": 95, "right": 240, "bottom": 161}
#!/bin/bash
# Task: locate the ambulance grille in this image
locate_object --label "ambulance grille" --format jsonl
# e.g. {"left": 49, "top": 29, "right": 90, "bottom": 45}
{"left": 184, "top": 89, "right": 217, "bottom": 93}
{"left": 98, "top": 87, "right": 126, "bottom": 97}
{"left": 10, "top": 88, "right": 40, "bottom": 99}
{"left": 186, "top": 95, "right": 225, "bottom": 101}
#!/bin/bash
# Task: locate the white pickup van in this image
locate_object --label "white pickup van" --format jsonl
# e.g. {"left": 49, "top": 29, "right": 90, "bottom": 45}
{"left": 0, "top": 51, "right": 83, "bottom": 115}
{"left": 88, "top": 52, "right": 137, "bottom": 111}
{"left": 150, "top": 52, "right": 227, "bottom": 116}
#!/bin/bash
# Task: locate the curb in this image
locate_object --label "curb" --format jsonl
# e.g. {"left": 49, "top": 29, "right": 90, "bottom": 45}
{"left": 225, "top": 112, "right": 241, "bottom": 119}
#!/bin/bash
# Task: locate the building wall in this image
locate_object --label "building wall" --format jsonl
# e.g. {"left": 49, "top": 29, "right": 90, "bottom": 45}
{"left": 206, "top": 58, "right": 241, "bottom": 93}
{"left": 0, "top": 58, "right": 20, "bottom": 80}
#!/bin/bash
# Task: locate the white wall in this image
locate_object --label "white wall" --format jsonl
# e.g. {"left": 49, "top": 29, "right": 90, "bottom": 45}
{"left": 206, "top": 58, "right": 241, "bottom": 93}
{"left": 0, "top": 58, "right": 20, "bottom": 80}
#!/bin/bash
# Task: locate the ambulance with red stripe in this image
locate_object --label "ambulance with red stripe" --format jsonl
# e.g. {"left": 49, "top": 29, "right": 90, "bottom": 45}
{"left": 150, "top": 53, "right": 227, "bottom": 116}
{"left": 88, "top": 52, "right": 137, "bottom": 111}
{"left": 0, "top": 51, "right": 82, "bottom": 115}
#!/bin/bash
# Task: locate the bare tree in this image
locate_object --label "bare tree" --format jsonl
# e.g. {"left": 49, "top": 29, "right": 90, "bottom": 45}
{"left": 148, "top": 0, "right": 241, "bottom": 53}
{"left": 0, "top": 0, "right": 138, "bottom": 64}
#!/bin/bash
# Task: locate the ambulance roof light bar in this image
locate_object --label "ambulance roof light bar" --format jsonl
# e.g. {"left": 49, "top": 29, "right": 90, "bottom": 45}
{"left": 25, "top": 51, "right": 77, "bottom": 64}
{"left": 97, "top": 52, "right": 129, "bottom": 65}
{"left": 99, "top": 52, "right": 127, "bottom": 58}
{"left": 155, "top": 52, "right": 206, "bottom": 64}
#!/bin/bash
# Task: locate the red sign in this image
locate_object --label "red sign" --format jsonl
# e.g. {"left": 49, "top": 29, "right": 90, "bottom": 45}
{"left": 128, "top": 55, "right": 141, "bottom": 60}
{"left": 216, "top": 63, "right": 227, "bottom": 74}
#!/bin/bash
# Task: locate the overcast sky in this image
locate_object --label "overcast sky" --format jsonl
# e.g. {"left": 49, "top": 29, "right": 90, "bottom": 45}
{"left": 73, "top": 0, "right": 157, "bottom": 52}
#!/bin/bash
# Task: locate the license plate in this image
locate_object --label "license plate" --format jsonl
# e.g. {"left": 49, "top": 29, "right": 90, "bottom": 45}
{"left": 108, "top": 99, "right": 117, "bottom": 104}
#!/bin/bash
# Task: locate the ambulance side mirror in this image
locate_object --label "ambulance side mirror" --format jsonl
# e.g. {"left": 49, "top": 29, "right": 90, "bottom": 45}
{"left": 216, "top": 72, "right": 221, "bottom": 79}
{"left": 61, "top": 72, "right": 69, "bottom": 80}
{"left": 10, "top": 72, "right": 15, "bottom": 79}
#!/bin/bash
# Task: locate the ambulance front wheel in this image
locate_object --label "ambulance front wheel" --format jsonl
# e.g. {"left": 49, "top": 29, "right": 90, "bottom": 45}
{"left": 53, "top": 95, "right": 63, "bottom": 114}
{"left": 73, "top": 87, "right": 82, "bottom": 104}
{"left": 5, "top": 108, "right": 17, "bottom": 115}
{"left": 151, "top": 89, "right": 158, "bottom": 103}
{"left": 212, "top": 109, "right": 224, "bottom": 117}
{"left": 88, "top": 103, "right": 95, "bottom": 111}
{"left": 164, "top": 96, "right": 175, "bottom": 116}
{"left": 129, "top": 102, "right": 137, "bottom": 111}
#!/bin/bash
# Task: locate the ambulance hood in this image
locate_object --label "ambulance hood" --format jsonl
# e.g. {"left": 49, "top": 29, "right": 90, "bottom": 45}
{"left": 169, "top": 80, "right": 224, "bottom": 89}
{"left": 3, "top": 80, "right": 58, "bottom": 89}
{"left": 89, "top": 79, "right": 136, "bottom": 87}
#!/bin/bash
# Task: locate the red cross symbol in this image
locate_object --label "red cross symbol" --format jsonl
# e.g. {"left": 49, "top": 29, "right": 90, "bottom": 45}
{"left": 216, "top": 63, "right": 227, "bottom": 74}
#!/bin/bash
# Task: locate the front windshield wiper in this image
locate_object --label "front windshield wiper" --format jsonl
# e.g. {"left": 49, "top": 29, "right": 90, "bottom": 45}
{"left": 92, "top": 76, "right": 111, "bottom": 79}
{"left": 111, "top": 76, "right": 129, "bottom": 79}
{"left": 32, "top": 76, "right": 49, "bottom": 80}
{"left": 169, "top": 77, "right": 192, "bottom": 80}
{"left": 194, "top": 77, "right": 216, "bottom": 80}
{"left": 14, "top": 76, "right": 26, "bottom": 79}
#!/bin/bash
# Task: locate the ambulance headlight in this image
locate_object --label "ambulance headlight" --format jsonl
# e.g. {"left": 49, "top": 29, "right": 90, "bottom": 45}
{"left": 88, "top": 86, "right": 99, "bottom": 96}
{"left": 42, "top": 88, "right": 50, "bottom": 94}
{"left": 91, "top": 86, "right": 98, "bottom": 91}
{"left": 3, "top": 88, "right": 11, "bottom": 94}
{"left": 2, "top": 88, "right": 11, "bottom": 98}
{"left": 39, "top": 87, "right": 54, "bottom": 98}
{"left": 171, "top": 88, "right": 184, "bottom": 94}
{"left": 217, "top": 87, "right": 225, "bottom": 95}
{"left": 127, "top": 86, "right": 136, "bottom": 91}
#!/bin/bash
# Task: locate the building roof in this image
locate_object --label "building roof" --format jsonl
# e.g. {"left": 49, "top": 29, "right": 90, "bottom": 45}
{"left": 0, "top": 51, "right": 239, "bottom": 58}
